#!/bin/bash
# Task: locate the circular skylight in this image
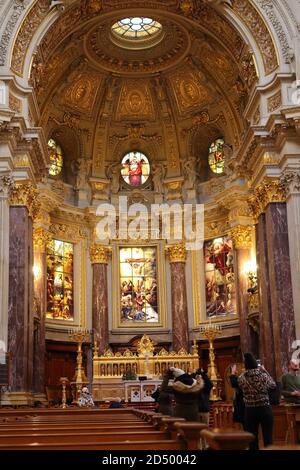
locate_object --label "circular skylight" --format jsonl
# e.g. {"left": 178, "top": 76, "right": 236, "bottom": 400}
{"left": 111, "top": 17, "right": 163, "bottom": 49}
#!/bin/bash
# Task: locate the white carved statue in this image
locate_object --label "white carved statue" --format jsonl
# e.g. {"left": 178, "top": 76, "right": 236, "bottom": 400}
{"left": 152, "top": 163, "right": 166, "bottom": 194}
{"left": 72, "top": 158, "right": 92, "bottom": 190}
{"left": 107, "top": 162, "right": 122, "bottom": 194}
{"left": 181, "top": 156, "right": 200, "bottom": 190}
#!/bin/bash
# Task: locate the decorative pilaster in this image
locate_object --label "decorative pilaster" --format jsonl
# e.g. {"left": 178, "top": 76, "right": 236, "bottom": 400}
{"left": 0, "top": 174, "right": 14, "bottom": 350}
{"left": 281, "top": 170, "right": 300, "bottom": 338}
{"left": 90, "top": 244, "right": 110, "bottom": 355}
{"left": 229, "top": 225, "right": 254, "bottom": 354}
{"left": 32, "top": 228, "right": 52, "bottom": 401}
{"left": 166, "top": 243, "right": 189, "bottom": 352}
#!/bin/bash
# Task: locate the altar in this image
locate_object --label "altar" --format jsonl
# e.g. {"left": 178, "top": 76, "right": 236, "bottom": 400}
{"left": 92, "top": 335, "right": 199, "bottom": 402}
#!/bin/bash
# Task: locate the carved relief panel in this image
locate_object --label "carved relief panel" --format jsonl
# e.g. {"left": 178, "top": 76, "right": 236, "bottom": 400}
{"left": 116, "top": 81, "right": 155, "bottom": 121}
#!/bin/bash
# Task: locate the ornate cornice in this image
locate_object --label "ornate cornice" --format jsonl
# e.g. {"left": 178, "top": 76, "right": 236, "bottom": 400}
{"left": 90, "top": 244, "right": 111, "bottom": 264}
{"left": 248, "top": 178, "right": 286, "bottom": 219}
{"left": 33, "top": 228, "right": 52, "bottom": 253}
{"left": 229, "top": 225, "right": 252, "bottom": 250}
{"left": 9, "top": 182, "right": 40, "bottom": 218}
{"left": 166, "top": 242, "right": 187, "bottom": 263}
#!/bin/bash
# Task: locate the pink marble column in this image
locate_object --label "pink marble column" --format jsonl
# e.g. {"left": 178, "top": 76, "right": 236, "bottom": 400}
{"left": 167, "top": 244, "right": 189, "bottom": 352}
{"left": 265, "top": 203, "right": 296, "bottom": 378}
{"left": 90, "top": 245, "right": 110, "bottom": 355}
{"left": 256, "top": 215, "right": 276, "bottom": 378}
{"left": 8, "top": 206, "right": 34, "bottom": 392}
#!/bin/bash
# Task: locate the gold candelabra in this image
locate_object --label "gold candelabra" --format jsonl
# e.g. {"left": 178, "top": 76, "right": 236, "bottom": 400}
{"left": 200, "top": 322, "right": 222, "bottom": 401}
{"left": 59, "top": 377, "right": 69, "bottom": 409}
{"left": 69, "top": 327, "right": 90, "bottom": 404}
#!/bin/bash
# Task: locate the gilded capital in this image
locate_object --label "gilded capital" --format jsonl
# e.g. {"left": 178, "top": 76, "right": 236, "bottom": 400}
{"left": 280, "top": 171, "right": 300, "bottom": 197}
{"left": 9, "top": 182, "right": 40, "bottom": 219}
{"left": 90, "top": 244, "right": 111, "bottom": 264}
{"left": 166, "top": 243, "right": 187, "bottom": 263}
{"left": 248, "top": 178, "right": 286, "bottom": 220}
{"left": 229, "top": 225, "right": 253, "bottom": 250}
{"left": 33, "top": 228, "right": 52, "bottom": 253}
{"left": 0, "top": 174, "right": 15, "bottom": 198}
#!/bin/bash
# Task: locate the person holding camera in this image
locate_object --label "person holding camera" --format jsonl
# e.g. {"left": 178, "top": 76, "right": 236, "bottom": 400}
{"left": 169, "top": 367, "right": 203, "bottom": 422}
{"left": 238, "top": 352, "right": 276, "bottom": 450}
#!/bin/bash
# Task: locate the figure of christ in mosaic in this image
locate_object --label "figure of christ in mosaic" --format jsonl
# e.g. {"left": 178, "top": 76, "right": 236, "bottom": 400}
{"left": 120, "top": 246, "right": 159, "bottom": 324}
{"left": 204, "top": 236, "right": 236, "bottom": 318}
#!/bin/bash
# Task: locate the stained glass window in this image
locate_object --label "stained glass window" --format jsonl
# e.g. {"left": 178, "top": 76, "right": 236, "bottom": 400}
{"left": 111, "top": 17, "right": 162, "bottom": 40}
{"left": 204, "top": 236, "right": 236, "bottom": 318}
{"left": 208, "top": 138, "right": 225, "bottom": 174}
{"left": 121, "top": 151, "right": 150, "bottom": 187}
{"left": 48, "top": 138, "right": 63, "bottom": 176}
{"left": 46, "top": 239, "right": 74, "bottom": 321}
{"left": 120, "top": 247, "right": 159, "bottom": 324}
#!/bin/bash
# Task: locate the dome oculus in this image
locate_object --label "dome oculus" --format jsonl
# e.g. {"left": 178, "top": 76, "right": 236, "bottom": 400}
{"left": 111, "top": 17, "right": 163, "bottom": 49}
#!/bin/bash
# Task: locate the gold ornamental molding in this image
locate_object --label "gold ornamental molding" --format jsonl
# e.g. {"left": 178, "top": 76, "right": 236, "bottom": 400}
{"left": 280, "top": 171, "right": 300, "bottom": 196}
{"left": 33, "top": 228, "right": 52, "bottom": 253}
{"left": 248, "top": 178, "right": 286, "bottom": 220}
{"left": 229, "top": 225, "right": 252, "bottom": 250}
{"left": 166, "top": 242, "right": 187, "bottom": 263}
{"left": 90, "top": 244, "right": 111, "bottom": 264}
{"left": 9, "top": 182, "right": 40, "bottom": 219}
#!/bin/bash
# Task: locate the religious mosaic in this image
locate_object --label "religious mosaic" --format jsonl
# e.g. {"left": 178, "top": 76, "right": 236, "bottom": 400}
{"left": 46, "top": 239, "right": 74, "bottom": 321}
{"left": 204, "top": 236, "right": 236, "bottom": 318}
{"left": 121, "top": 151, "right": 150, "bottom": 187}
{"left": 120, "top": 247, "right": 159, "bottom": 324}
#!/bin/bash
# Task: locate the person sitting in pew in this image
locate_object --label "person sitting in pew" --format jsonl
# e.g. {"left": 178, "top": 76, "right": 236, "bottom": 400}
{"left": 109, "top": 397, "right": 123, "bottom": 408}
{"left": 281, "top": 359, "right": 300, "bottom": 404}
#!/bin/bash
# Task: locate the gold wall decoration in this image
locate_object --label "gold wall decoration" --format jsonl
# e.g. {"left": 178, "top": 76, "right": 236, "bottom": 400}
{"left": 169, "top": 69, "right": 213, "bottom": 115}
{"left": 90, "top": 244, "right": 111, "bottom": 264}
{"left": 49, "top": 222, "right": 88, "bottom": 242}
{"left": 9, "top": 94, "right": 22, "bottom": 113}
{"left": 267, "top": 90, "right": 282, "bottom": 113}
{"left": 11, "top": 0, "right": 50, "bottom": 76}
{"left": 232, "top": 0, "right": 278, "bottom": 75}
{"left": 116, "top": 81, "right": 155, "bottom": 121}
{"left": 9, "top": 182, "right": 40, "bottom": 219}
{"left": 166, "top": 243, "right": 187, "bottom": 263}
{"left": 63, "top": 73, "right": 101, "bottom": 112}
{"left": 253, "top": 106, "right": 261, "bottom": 125}
{"left": 87, "top": 0, "right": 102, "bottom": 14}
{"left": 229, "top": 225, "right": 253, "bottom": 250}
{"left": 33, "top": 228, "right": 52, "bottom": 253}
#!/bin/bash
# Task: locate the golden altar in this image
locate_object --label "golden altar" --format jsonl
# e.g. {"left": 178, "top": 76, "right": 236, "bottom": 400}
{"left": 92, "top": 335, "right": 199, "bottom": 401}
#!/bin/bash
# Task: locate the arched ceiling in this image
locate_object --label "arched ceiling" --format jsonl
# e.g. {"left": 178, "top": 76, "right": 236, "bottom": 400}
{"left": 29, "top": 0, "right": 258, "bottom": 178}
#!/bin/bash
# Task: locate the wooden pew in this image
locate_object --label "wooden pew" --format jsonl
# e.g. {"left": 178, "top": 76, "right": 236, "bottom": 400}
{"left": 285, "top": 404, "right": 300, "bottom": 444}
{"left": 200, "top": 428, "right": 254, "bottom": 450}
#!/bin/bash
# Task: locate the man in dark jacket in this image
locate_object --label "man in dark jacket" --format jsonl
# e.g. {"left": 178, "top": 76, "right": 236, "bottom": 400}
{"left": 194, "top": 368, "right": 213, "bottom": 425}
{"left": 230, "top": 364, "right": 245, "bottom": 429}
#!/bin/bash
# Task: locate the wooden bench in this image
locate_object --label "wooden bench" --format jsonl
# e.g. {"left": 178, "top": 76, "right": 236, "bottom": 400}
{"left": 200, "top": 428, "right": 254, "bottom": 450}
{"left": 285, "top": 404, "right": 300, "bottom": 444}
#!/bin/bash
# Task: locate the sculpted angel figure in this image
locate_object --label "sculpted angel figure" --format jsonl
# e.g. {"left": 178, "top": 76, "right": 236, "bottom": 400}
{"left": 181, "top": 155, "right": 200, "bottom": 190}
{"left": 152, "top": 162, "right": 166, "bottom": 194}
{"left": 107, "top": 161, "right": 122, "bottom": 194}
{"left": 72, "top": 157, "right": 92, "bottom": 190}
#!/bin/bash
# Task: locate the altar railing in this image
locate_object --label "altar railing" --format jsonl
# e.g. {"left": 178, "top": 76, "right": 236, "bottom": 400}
{"left": 93, "top": 347, "right": 199, "bottom": 379}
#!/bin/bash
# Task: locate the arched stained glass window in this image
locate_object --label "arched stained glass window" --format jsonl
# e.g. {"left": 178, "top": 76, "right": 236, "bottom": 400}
{"left": 208, "top": 138, "right": 225, "bottom": 174}
{"left": 46, "top": 239, "right": 74, "bottom": 321}
{"left": 121, "top": 151, "right": 150, "bottom": 187}
{"left": 48, "top": 138, "right": 63, "bottom": 176}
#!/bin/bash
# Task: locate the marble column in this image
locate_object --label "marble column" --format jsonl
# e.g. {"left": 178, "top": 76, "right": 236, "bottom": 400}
{"left": 230, "top": 225, "right": 253, "bottom": 354}
{"left": 0, "top": 174, "right": 13, "bottom": 352}
{"left": 32, "top": 229, "right": 51, "bottom": 402}
{"left": 256, "top": 215, "right": 276, "bottom": 379}
{"left": 6, "top": 183, "right": 38, "bottom": 404}
{"left": 265, "top": 203, "right": 295, "bottom": 378}
{"left": 167, "top": 243, "right": 189, "bottom": 352}
{"left": 281, "top": 171, "right": 300, "bottom": 339}
{"left": 90, "top": 245, "right": 110, "bottom": 355}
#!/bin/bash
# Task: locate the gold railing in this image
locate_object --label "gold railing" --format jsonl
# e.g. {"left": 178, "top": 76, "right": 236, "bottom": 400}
{"left": 93, "top": 347, "right": 199, "bottom": 379}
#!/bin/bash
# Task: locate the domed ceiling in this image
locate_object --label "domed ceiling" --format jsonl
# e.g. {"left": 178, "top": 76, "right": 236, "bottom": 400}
{"left": 30, "top": 0, "right": 257, "bottom": 180}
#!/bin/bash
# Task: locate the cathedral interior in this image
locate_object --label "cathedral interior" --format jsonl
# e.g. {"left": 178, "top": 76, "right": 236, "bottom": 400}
{"left": 0, "top": 0, "right": 300, "bottom": 425}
